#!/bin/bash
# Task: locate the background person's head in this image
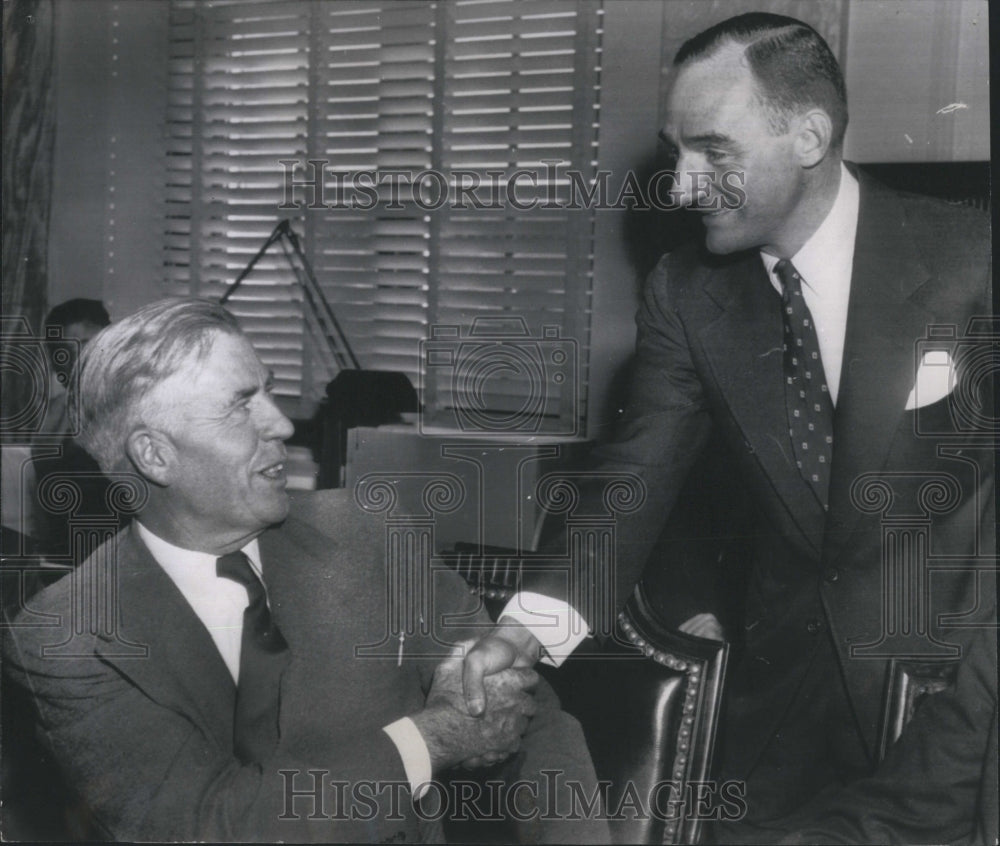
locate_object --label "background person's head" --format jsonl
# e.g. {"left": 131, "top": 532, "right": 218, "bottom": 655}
{"left": 664, "top": 13, "right": 848, "bottom": 256}
{"left": 43, "top": 298, "right": 111, "bottom": 386}
{"left": 74, "top": 298, "right": 294, "bottom": 553}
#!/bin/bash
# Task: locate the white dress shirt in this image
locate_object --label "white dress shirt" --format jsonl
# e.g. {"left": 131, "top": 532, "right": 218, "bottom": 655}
{"left": 135, "top": 521, "right": 431, "bottom": 793}
{"left": 759, "top": 162, "right": 859, "bottom": 406}
{"left": 503, "top": 163, "right": 861, "bottom": 662}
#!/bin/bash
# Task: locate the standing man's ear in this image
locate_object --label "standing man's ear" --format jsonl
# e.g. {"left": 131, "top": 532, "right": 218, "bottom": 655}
{"left": 793, "top": 108, "right": 834, "bottom": 167}
{"left": 125, "top": 428, "right": 176, "bottom": 486}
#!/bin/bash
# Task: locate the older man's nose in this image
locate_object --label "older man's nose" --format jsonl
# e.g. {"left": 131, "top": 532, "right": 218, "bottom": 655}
{"left": 258, "top": 396, "right": 295, "bottom": 440}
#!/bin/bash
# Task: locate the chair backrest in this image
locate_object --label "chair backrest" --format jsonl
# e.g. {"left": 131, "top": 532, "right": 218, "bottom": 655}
{"left": 876, "top": 659, "right": 959, "bottom": 761}
{"left": 593, "top": 583, "right": 728, "bottom": 844}
{"left": 441, "top": 544, "right": 729, "bottom": 845}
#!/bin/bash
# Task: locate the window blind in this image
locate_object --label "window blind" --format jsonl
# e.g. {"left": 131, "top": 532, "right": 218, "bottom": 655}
{"left": 165, "top": 0, "right": 602, "bottom": 434}
{"left": 166, "top": 0, "right": 312, "bottom": 400}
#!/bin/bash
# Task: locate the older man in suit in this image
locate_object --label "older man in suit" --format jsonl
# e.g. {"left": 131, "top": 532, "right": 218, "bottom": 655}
{"left": 2, "top": 298, "right": 605, "bottom": 842}
{"left": 462, "top": 11, "right": 995, "bottom": 838}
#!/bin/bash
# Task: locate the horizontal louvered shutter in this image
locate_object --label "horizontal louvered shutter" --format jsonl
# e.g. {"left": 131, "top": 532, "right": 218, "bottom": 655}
{"left": 166, "top": 0, "right": 312, "bottom": 402}
{"left": 307, "top": 1, "right": 438, "bottom": 402}
{"left": 165, "top": 0, "right": 601, "bottom": 432}
{"left": 425, "top": 0, "right": 600, "bottom": 435}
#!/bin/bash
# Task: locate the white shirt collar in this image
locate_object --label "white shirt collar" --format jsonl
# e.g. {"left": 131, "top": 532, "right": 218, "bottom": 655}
{"left": 759, "top": 162, "right": 859, "bottom": 298}
{"left": 134, "top": 522, "right": 265, "bottom": 682}
{"left": 135, "top": 521, "right": 263, "bottom": 579}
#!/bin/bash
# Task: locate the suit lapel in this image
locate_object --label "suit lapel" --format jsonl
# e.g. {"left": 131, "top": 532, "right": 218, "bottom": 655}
{"left": 825, "top": 175, "right": 933, "bottom": 546}
{"left": 700, "top": 253, "right": 827, "bottom": 554}
{"left": 95, "top": 525, "right": 236, "bottom": 749}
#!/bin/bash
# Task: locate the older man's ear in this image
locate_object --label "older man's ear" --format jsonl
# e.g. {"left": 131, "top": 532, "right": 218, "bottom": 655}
{"left": 125, "top": 428, "right": 176, "bottom": 486}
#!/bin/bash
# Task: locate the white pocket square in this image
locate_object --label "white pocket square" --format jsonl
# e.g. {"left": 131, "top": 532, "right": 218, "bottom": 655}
{"left": 905, "top": 350, "right": 956, "bottom": 411}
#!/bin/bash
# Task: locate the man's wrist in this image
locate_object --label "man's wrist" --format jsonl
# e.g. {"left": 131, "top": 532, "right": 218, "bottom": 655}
{"left": 383, "top": 716, "right": 433, "bottom": 795}
{"left": 498, "top": 592, "right": 589, "bottom": 666}
{"left": 408, "top": 705, "right": 456, "bottom": 773}
{"left": 490, "top": 619, "right": 543, "bottom": 665}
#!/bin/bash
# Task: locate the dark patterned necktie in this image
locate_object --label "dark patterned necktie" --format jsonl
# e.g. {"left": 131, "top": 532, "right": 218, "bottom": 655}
{"left": 775, "top": 259, "right": 834, "bottom": 510}
{"left": 216, "top": 551, "right": 288, "bottom": 764}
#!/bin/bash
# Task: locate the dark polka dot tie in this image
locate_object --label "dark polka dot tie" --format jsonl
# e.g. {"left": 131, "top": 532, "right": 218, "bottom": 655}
{"left": 775, "top": 259, "right": 834, "bottom": 511}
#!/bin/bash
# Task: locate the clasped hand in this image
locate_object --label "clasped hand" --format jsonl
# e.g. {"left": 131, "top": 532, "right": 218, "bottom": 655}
{"left": 412, "top": 642, "right": 538, "bottom": 772}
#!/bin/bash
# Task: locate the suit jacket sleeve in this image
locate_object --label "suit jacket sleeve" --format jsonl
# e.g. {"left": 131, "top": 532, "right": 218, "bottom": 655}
{"left": 531, "top": 252, "right": 714, "bottom": 622}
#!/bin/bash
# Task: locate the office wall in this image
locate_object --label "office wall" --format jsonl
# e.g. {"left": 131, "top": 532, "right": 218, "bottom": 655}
{"left": 47, "top": 0, "right": 168, "bottom": 317}
{"left": 843, "top": 0, "right": 989, "bottom": 162}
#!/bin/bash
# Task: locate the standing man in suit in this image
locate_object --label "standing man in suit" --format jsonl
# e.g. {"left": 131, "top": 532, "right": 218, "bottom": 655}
{"left": 3, "top": 297, "right": 605, "bottom": 842}
{"left": 461, "top": 11, "right": 995, "bottom": 838}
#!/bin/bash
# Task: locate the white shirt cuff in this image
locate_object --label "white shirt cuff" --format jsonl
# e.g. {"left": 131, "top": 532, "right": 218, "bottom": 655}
{"left": 499, "top": 592, "right": 589, "bottom": 667}
{"left": 382, "top": 717, "right": 431, "bottom": 799}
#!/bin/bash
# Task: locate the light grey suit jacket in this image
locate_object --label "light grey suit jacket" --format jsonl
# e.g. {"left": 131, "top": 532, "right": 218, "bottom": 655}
{"left": 4, "top": 489, "right": 605, "bottom": 842}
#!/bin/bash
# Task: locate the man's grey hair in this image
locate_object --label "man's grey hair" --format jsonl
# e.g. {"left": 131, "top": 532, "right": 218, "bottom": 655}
{"left": 72, "top": 297, "right": 242, "bottom": 472}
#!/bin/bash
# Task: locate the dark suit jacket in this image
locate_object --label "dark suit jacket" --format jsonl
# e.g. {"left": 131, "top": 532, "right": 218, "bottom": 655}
{"left": 3, "top": 490, "right": 603, "bottom": 842}
{"left": 533, "top": 170, "right": 994, "bottom": 777}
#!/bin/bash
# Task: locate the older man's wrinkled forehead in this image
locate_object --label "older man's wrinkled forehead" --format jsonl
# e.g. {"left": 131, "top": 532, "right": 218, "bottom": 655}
{"left": 137, "top": 327, "right": 253, "bottom": 417}
{"left": 158, "top": 326, "right": 260, "bottom": 391}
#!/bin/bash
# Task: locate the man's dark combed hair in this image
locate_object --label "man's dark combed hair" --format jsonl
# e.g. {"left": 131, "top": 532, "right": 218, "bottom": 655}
{"left": 675, "top": 12, "right": 848, "bottom": 149}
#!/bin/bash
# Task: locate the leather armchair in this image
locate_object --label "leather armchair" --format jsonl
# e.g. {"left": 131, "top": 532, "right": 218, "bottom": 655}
{"left": 442, "top": 545, "right": 729, "bottom": 844}
{"left": 877, "top": 659, "right": 959, "bottom": 761}
{"left": 578, "top": 583, "right": 728, "bottom": 844}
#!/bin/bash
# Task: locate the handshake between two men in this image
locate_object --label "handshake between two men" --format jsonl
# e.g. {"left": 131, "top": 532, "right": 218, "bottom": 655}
{"left": 415, "top": 641, "right": 540, "bottom": 772}
{"left": 459, "top": 614, "right": 722, "bottom": 717}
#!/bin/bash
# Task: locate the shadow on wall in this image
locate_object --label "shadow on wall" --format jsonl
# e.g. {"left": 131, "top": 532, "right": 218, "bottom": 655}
{"left": 622, "top": 146, "right": 704, "bottom": 282}
{"left": 589, "top": 145, "right": 702, "bottom": 434}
